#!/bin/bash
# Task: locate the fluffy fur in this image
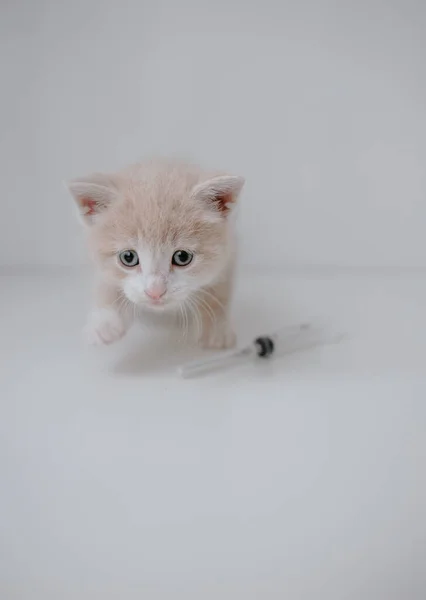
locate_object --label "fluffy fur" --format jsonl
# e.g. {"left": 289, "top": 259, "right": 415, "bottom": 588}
{"left": 68, "top": 159, "right": 244, "bottom": 349}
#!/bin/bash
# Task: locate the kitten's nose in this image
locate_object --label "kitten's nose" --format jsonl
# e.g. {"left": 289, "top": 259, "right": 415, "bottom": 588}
{"left": 145, "top": 281, "right": 167, "bottom": 301}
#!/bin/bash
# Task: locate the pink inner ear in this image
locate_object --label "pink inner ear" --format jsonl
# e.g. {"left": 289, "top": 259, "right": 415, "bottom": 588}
{"left": 216, "top": 192, "right": 233, "bottom": 213}
{"left": 82, "top": 197, "right": 97, "bottom": 215}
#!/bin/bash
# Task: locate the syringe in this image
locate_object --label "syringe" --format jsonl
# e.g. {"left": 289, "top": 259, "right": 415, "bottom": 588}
{"left": 178, "top": 323, "right": 345, "bottom": 378}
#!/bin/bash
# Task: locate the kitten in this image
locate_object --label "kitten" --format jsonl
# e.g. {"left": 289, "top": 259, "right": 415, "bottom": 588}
{"left": 68, "top": 159, "right": 244, "bottom": 349}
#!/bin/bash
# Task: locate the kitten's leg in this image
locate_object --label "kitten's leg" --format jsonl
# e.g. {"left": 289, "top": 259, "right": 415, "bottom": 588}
{"left": 84, "top": 281, "right": 130, "bottom": 346}
{"left": 197, "top": 276, "right": 236, "bottom": 350}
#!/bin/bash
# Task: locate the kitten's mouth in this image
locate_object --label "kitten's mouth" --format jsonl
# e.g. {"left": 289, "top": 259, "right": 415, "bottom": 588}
{"left": 146, "top": 297, "right": 172, "bottom": 309}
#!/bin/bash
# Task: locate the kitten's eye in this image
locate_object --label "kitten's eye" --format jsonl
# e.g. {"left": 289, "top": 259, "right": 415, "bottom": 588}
{"left": 172, "top": 250, "right": 193, "bottom": 267}
{"left": 119, "top": 250, "right": 139, "bottom": 267}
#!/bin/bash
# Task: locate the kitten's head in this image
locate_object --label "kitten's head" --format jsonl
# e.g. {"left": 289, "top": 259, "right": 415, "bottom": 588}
{"left": 68, "top": 161, "right": 244, "bottom": 310}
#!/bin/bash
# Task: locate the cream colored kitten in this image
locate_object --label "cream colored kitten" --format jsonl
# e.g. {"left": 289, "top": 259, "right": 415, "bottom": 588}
{"left": 68, "top": 159, "right": 244, "bottom": 349}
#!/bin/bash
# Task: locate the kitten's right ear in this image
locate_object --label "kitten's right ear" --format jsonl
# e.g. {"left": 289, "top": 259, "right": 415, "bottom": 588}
{"left": 66, "top": 174, "right": 119, "bottom": 225}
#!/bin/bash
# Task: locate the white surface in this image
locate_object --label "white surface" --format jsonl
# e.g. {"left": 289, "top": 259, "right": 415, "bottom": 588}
{"left": 2, "top": 0, "right": 426, "bottom": 268}
{"left": 1, "top": 271, "right": 425, "bottom": 599}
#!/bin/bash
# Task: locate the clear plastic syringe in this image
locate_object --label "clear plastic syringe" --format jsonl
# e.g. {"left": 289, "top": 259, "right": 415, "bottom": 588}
{"left": 178, "top": 323, "right": 345, "bottom": 378}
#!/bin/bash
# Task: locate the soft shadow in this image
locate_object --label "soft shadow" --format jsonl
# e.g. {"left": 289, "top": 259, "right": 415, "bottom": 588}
{"left": 111, "top": 324, "right": 202, "bottom": 376}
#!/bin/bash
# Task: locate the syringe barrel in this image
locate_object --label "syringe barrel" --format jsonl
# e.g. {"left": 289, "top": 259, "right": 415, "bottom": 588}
{"left": 179, "top": 323, "right": 344, "bottom": 378}
{"left": 178, "top": 346, "right": 254, "bottom": 378}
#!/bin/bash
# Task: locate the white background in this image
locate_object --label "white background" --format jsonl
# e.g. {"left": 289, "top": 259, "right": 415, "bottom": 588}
{"left": 1, "top": 0, "right": 426, "bottom": 269}
{"left": 1, "top": 271, "right": 426, "bottom": 599}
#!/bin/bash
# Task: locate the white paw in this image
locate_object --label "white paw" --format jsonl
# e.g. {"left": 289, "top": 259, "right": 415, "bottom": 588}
{"left": 199, "top": 322, "right": 236, "bottom": 350}
{"left": 84, "top": 308, "right": 126, "bottom": 346}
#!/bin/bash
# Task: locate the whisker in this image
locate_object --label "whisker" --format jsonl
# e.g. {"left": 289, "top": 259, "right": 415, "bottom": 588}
{"left": 179, "top": 303, "right": 187, "bottom": 342}
{"left": 183, "top": 302, "right": 189, "bottom": 341}
{"left": 185, "top": 297, "right": 195, "bottom": 339}
{"left": 186, "top": 295, "right": 202, "bottom": 341}
{"left": 111, "top": 291, "right": 134, "bottom": 322}
{"left": 194, "top": 294, "right": 216, "bottom": 328}
{"left": 112, "top": 292, "right": 126, "bottom": 309}
{"left": 116, "top": 296, "right": 127, "bottom": 313}
{"left": 198, "top": 288, "right": 226, "bottom": 315}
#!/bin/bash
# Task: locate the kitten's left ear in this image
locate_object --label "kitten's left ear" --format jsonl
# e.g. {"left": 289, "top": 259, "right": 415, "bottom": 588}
{"left": 191, "top": 175, "right": 245, "bottom": 216}
{"left": 67, "top": 173, "right": 120, "bottom": 225}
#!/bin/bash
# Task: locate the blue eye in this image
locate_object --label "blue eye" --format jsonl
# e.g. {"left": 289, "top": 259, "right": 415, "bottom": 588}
{"left": 172, "top": 250, "right": 193, "bottom": 267}
{"left": 119, "top": 250, "right": 139, "bottom": 267}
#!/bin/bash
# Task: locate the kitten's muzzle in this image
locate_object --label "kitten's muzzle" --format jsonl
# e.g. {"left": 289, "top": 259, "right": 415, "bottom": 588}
{"left": 145, "top": 281, "right": 167, "bottom": 304}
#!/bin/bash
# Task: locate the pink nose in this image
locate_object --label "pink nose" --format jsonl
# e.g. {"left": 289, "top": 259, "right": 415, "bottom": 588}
{"left": 145, "top": 286, "right": 166, "bottom": 301}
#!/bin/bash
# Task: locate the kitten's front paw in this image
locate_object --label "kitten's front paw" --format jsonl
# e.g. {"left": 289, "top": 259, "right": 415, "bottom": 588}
{"left": 84, "top": 308, "right": 126, "bottom": 346}
{"left": 199, "top": 322, "right": 236, "bottom": 350}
